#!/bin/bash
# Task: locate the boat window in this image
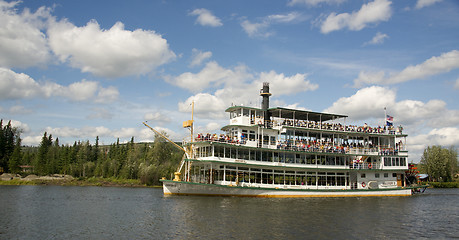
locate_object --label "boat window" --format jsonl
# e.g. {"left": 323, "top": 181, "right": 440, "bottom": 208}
{"left": 327, "top": 175, "right": 336, "bottom": 186}
{"left": 263, "top": 136, "right": 269, "bottom": 145}
{"left": 317, "top": 175, "right": 327, "bottom": 186}
{"left": 375, "top": 173, "right": 380, "bottom": 178}
{"left": 230, "top": 148, "right": 237, "bottom": 159}
{"left": 285, "top": 153, "right": 294, "bottom": 163}
{"left": 243, "top": 109, "right": 249, "bottom": 117}
{"left": 384, "top": 173, "right": 389, "bottom": 178}
{"left": 270, "top": 136, "right": 276, "bottom": 145}
{"left": 215, "top": 145, "right": 224, "bottom": 158}
{"left": 306, "top": 155, "right": 316, "bottom": 164}
{"left": 249, "top": 150, "right": 256, "bottom": 161}
{"left": 361, "top": 173, "right": 366, "bottom": 178}
{"left": 400, "top": 157, "right": 406, "bottom": 166}
{"left": 392, "top": 173, "right": 397, "bottom": 177}
{"left": 249, "top": 132, "right": 255, "bottom": 141}
{"left": 239, "top": 149, "right": 249, "bottom": 160}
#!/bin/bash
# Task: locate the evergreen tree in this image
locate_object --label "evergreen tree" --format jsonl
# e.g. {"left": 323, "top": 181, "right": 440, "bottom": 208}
{"left": 35, "top": 132, "right": 53, "bottom": 175}
{"left": 8, "top": 137, "right": 22, "bottom": 174}
{"left": 0, "top": 120, "right": 22, "bottom": 173}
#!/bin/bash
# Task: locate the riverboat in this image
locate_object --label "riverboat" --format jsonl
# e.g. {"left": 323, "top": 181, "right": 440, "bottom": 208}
{"left": 146, "top": 83, "right": 427, "bottom": 197}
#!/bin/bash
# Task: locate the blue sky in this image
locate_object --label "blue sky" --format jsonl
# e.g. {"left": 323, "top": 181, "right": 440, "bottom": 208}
{"left": 1, "top": 0, "right": 458, "bottom": 162}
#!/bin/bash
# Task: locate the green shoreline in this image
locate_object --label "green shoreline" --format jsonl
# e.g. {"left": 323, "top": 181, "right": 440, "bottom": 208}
{"left": 0, "top": 178, "right": 162, "bottom": 188}
{"left": 2, "top": 178, "right": 458, "bottom": 188}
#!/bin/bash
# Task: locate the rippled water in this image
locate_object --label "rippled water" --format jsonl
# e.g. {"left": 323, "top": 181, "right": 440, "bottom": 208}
{"left": 0, "top": 186, "right": 458, "bottom": 239}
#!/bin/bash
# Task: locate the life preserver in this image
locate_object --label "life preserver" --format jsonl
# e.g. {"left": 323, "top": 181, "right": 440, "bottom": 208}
{"left": 368, "top": 163, "right": 372, "bottom": 169}
{"left": 361, "top": 182, "right": 366, "bottom": 188}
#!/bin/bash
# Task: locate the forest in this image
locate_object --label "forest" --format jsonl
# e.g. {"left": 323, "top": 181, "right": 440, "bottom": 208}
{"left": 0, "top": 120, "right": 183, "bottom": 186}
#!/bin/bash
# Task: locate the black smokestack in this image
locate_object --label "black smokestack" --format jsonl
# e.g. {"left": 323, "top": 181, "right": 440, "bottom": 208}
{"left": 260, "top": 82, "right": 271, "bottom": 110}
{"left": 260, "top": 82, "right": 272, "bottom": 127}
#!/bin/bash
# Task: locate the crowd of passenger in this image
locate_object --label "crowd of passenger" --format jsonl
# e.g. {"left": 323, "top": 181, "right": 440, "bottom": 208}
{"left": 276, "top": 139, "right": 400, "bottom": 155}
{"left": 279, "top": 119, "right": 403, "bottom": 135}
{"left": 195, "top": 133, "right": 402, "bottom": 156}
{"left": 196, "top": 133, "right": 245, "bottom": 144}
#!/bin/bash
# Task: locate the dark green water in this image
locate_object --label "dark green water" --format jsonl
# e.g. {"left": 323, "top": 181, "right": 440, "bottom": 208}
{"left": 0, "top": 186, "right": 457, "bottom": 239}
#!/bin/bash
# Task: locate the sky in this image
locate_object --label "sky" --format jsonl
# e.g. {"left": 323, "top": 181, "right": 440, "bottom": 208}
{"left": 1, "top": 0, "right": 458, "bottom": 163}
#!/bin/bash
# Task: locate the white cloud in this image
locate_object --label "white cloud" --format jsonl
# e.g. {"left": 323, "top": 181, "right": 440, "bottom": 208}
{"left": 95, "top": 86, "right": 119, "bottom": 103}
{"left": 0, "top": 67, "right": 42, "bottom": 99}
{"left": 324, "top": 86, "right": 459, "bottom": 128}
{"left": 288, "top": 0, "right": 345, "bottom": 7}
{"left": 190, "top": 48, "right": 212, "bottom": 67}
{"left": 415, "top": 0, "right": 442, "bottom": 9}
{"left": 0, "top": 0, "right": 51, "bottom": 68}
{"left": 22, "top": 135, "right": 43, "bottom": 146}
{"left": 324, "top": 86, "right": 459, "bottom": 162}
{"left": 0, "top": 68, "right": 119, "bottom": 103}
{"left": 259, "top": 71, "right": 318, "bottom": 95}
{"left": 364, "top": 32, "right": 388, "bottom": 45}
{"left": 172, "top": 61, "right": 318, "bottom": 119}
{"left": 319, "top": 0, "right": 392, "bottom": 34}
{"left": 353, "top": 50, "right": 459, "bottom": 87}
{"left": 47, "top": 19, "right": 176, "bottom": 78}
{"left": 189, "top": 8, "right": 223, "bottom": 27}
{"left": 241, "top": 12, "right": 304, "bottom": 38}
{"left": 166, "top": 61, "right": 252, "bottom": 93}
{"left": 410, "top": 127, "right": 459, "bottom": 157}
{"left": 8, "top": 119, "right": 31, "bottom": 133}
{"left": 241, "top": 20, "right": 272, "bottom": 38}
{"left": 324, "top": 86, "right": 396, "bottom": 120}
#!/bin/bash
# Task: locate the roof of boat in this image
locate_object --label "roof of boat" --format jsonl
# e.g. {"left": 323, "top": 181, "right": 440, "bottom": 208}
{"left": 226, "top": 106, "right": 347, "bottom": 122}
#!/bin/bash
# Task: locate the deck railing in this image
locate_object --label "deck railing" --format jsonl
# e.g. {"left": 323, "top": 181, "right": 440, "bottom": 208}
{"left": 194, "top": 138, "right": 401, "bottom": 156}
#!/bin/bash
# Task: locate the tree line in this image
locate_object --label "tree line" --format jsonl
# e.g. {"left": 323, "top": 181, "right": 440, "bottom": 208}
{"left": 0, "top": 119, "right": 183, "bottom": 185}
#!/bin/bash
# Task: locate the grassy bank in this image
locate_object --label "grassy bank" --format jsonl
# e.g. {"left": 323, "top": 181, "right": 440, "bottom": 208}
{"left": 0, "top": 177, "right": 161, "bottom": 188}
{"left": 427, "top": 182, "right": 459, "bottom": 188}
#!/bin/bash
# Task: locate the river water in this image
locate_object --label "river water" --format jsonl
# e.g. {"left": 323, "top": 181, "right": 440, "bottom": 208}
{"left": 0, "top": 186, "right": 457, "bottom": 239}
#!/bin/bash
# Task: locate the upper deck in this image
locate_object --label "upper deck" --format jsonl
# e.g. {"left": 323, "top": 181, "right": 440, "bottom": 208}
{"left": 224, "top": 105, "right": 406, "bottom": 137}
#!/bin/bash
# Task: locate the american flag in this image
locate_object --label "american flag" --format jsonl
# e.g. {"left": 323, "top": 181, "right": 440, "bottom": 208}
{"left": 386, "top": 115, "right": 394, "bottom": 122}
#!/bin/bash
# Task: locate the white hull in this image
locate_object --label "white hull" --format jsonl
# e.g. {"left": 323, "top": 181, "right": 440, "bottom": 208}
{"left": 162, "top": 180, "right": 412, "bottom": 198}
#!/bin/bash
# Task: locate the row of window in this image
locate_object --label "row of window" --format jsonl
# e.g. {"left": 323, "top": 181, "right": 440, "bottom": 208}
{"left": 193, "top": 166, "right": 350, "bottom": 186}
{"left": 361, "top": 172, "right": 397, "bottom": 178}
{"left": 196, "top": 145, "right": 387, "bottom": 166}
{"left": 383, "top": 157, "right": 407, "bottom": 166}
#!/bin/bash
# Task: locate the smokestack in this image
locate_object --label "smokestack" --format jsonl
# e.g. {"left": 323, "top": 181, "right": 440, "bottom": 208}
{"left": 260, "top": 82, "right": 271, "bottom": 110}
{"left": 260, "top": 82, "right": 272, "bottom": 128}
